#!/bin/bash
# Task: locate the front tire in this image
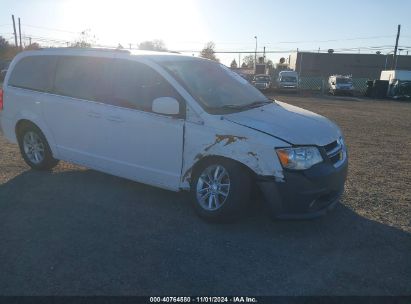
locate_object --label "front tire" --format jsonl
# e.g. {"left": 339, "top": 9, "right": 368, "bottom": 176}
{"left": 17, "top": 124, "right": 59, "bottom": 170}
{"left": 190, "top": 159, "right": 251, "bottom": 222}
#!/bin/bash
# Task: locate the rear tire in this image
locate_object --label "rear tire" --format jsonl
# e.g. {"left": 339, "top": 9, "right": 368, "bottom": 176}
{"left": 190, "top": 159, "right": 251, "bottom": 222}
{"left": 17, "top": 123, "right": 59, "bottom": 170}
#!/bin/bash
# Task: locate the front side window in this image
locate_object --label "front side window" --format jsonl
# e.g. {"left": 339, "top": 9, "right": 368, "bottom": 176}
{"left": 160, "top": 59, "right": 270, "bottom": 114}
{"left": 107, "top": 59, "right": 183, "bottom": 114}
{"left": 8, "top": 55, "right": 57, "bottom": 92}
{"left": 336, "top": 78, "right": 352, "bottom": 84}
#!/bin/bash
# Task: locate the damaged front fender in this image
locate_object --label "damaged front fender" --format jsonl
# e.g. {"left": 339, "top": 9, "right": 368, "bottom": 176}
{"left": 180, "top": 122, "right": 287, "bottom": 189}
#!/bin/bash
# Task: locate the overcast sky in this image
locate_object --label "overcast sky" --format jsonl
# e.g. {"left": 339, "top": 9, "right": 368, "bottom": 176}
{"left": 1, "top": 0, "right": 411, "bottom": 65}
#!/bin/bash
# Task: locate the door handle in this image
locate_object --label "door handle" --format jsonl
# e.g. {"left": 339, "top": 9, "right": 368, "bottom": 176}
{"left": 88, "top": 111, "right": 101, "bottom": 118}
{"left": 107, "top": 115, "right": 124, "bottom": 123}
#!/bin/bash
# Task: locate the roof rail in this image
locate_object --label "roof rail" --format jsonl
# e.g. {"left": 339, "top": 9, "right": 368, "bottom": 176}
{"left": 38, "top": 47, "right": 131, "bottom": 54}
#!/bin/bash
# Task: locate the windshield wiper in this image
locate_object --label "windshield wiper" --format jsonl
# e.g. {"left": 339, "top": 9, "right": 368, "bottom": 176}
{"left": 221, "top": 100, "right": 272, "bottom": 110}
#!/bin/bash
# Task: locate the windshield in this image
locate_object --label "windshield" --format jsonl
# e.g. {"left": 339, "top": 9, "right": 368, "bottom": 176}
{"left": 336, "top": 78, "right": 352, "bottom": 84}
{"left": 281, "top": 76, "right": 297, "bottom": 83}
{"left": 160, "top": 59, "right": 269, "bottom": 113}
{"left": 255, "top": 76, "right": 270, "bottom": 82}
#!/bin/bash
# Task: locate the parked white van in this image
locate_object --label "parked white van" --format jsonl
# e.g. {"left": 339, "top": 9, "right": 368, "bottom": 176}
{"left": 276, "top": 70, "right": 299, "bottom": 92}
{"left": 0, "top": 48, "right": 348, "bottom": 221}
{"left": 328, "top": 75, "right": 354, "bottom": 96}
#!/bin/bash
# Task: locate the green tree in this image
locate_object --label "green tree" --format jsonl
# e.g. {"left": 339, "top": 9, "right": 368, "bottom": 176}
{"left": 200, "top": 41, "right": 219, "bottom": 62}
{"left": 230, "top": 59, "right": 238, "bottom": 68}
{"left": 138, "top": 40, "right": 167, "bottom": 51}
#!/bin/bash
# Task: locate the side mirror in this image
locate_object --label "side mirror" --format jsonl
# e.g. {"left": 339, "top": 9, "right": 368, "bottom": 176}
{"left": 152, "top": 97, "right": 180, "bottom": 115}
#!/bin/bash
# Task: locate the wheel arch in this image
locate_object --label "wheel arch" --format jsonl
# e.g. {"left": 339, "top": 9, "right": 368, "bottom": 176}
{"left": 15, "top": 118, "right": 58, "bottom": 157}
{"left": 187, "top": 154, "right": 258, "bottom": 188}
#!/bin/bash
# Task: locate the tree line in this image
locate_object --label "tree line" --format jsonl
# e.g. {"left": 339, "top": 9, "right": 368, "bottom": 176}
{"left": 1, "top": 30, "right": 276, "bottom": 69}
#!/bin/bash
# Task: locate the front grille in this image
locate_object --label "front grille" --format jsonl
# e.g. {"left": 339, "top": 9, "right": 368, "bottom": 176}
{"left": 324, "top": 141, "right": 339, "bottom": 152}
{"left": 323, "top": 140, "right": 345, "bottom": 167}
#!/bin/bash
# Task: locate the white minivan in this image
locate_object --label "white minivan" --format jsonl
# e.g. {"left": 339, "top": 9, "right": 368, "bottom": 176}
{"left": 0, "top": 48, "right": 348, "bottom": 221}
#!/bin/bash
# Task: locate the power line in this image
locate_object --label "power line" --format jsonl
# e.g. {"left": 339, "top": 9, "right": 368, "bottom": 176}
{"left": 22, "top": 24, "right": 80, "bottom": 34}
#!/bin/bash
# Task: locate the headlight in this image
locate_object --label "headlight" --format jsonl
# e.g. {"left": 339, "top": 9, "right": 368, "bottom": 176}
{"left": 276, "top": 146, "right": 323, "bottom": 170}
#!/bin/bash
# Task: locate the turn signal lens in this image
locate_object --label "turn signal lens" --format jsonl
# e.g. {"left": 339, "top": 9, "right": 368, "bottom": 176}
{"left": 276, "top": 149, "right": 289, "bottom": 166}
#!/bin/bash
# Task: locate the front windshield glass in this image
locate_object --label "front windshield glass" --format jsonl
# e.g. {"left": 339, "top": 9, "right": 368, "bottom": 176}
{"left": 336, "top": 78, "right": 352, "bottom": 84}
{"left": 160, "top": 59, "right": 269, "bottom": 113}
{"left": 255, "top": 76, "right": 270, "bottom": 82}
{"left": 281, "top": 76, "right": 297, "bottom": 82}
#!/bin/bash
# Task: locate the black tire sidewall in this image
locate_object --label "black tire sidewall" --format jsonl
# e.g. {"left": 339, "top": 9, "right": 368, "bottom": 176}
{"left": 17, "top": 124, "right": 58, "bottom": 170}
{"left": 190, "top": 159, "right": 251, "bottom": 222}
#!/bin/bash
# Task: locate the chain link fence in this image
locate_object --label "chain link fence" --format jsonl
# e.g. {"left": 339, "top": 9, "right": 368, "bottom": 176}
{"left": 299, "top": 77, "right": 369, "bottom": 95}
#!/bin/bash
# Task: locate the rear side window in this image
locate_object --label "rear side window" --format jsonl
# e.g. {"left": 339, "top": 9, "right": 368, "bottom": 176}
{"left": 107, "top": 59, "right": 182, "bottom": 113}
{"left": 53, "top": 56, "right": 107, "bottom": 101}
{"left": 8, "top": 55, "right": 57, "bottom": 92}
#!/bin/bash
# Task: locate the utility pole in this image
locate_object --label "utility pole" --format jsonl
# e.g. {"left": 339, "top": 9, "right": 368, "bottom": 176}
{"left": 12, "top": 15, "right": 18, "bottom": 47}
{"left": 238, "top": 53, "right": 241, "bottom": 68}
{"left": 18, "top": 17, "right": 22, "bottom": 49}
{"left": 254, "top": 36, "right": 257, "bottom": 70}
{"left": 129, "top": 43, "right": 132, "bottom": 50}
{"left": 29, "top": 37, "right": 32, "bottom": 45}
{"left": 392, "top": 24, "right": 401, "bottom": 70}
{"left": 263, "top": 46, "right": 266, "bottom": 63}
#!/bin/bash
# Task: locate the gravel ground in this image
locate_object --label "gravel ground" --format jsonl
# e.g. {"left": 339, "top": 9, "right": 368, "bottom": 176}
{"left": 0, "top": 94, "right": 410, "bottom": 295}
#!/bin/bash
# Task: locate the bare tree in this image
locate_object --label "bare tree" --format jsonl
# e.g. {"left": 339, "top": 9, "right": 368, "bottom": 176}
{"left": 200, "top": 41, "right": 219, "bottom": 62}
{"left": 242, "top": 55, "right": 254, "bottom": 68}
{"left": 71, "top": 29, "right": 96, "bottom": 48}
{"left": 0, "top": 36, "right": 10, "bottom": 51}
{"left": 25, "top": 43, "right": 40, "bottom": 50}
{"left": 138, "top": 40, "right": 167, "bottom": 51}
{"left": 0, "top": 35, "right": 20, "bottom": 61}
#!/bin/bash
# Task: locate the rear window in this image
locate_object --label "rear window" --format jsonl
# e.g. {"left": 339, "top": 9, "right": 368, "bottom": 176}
{"left": 8, "top": 55, "right": 57, "bottom": 92}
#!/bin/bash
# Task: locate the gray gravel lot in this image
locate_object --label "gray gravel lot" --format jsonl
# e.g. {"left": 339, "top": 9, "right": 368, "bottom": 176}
{"left": 0, "top": 95, "right": 410, "bottom": 295}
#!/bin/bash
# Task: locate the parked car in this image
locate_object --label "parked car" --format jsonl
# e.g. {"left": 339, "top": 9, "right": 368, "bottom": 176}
{"left": 0, "top": 48, "right": 348, "bottom": 221}
{"left": 252, "top": 74, "right": 271, "bottom": 91}
{"left": 328, "top": 75, "right": 354, "bottom": 96}
{"left": 276, "top": 70, "right": 299, "bottom": 92}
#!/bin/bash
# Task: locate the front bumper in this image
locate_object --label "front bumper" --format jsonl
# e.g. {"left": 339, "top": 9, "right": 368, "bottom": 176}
{"left": 254, "top": 84, "right": 270, "bottom": 90}
{"left": 257, "top": 158, "right": 348, "bottom": 219}
{"left": 279, "top": 85, "right": 298, "bottom": 90}
{"left": 333, "top": 89, "right": 354, "bottom": 95}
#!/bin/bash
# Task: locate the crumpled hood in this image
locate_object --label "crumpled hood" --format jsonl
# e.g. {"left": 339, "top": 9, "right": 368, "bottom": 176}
{"left": 224, "top": 101, "right": 341, "bottom": 146}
